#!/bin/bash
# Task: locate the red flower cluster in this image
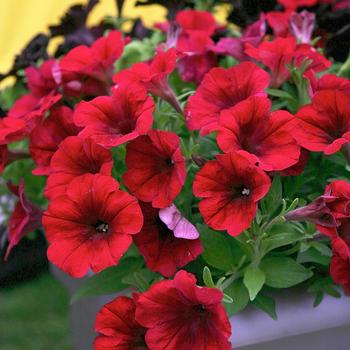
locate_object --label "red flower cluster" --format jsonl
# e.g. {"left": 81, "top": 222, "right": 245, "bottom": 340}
{"left": 95, "top": 271, "right": 232, "bottom": 350}
{"left": 3, "top": 5, "right": 350, "bottom": 348}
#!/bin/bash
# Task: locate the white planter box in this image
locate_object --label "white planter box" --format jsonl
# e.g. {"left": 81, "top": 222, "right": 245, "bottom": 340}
{"left": 51, "top": 266, "right": 350, "bottom": 350}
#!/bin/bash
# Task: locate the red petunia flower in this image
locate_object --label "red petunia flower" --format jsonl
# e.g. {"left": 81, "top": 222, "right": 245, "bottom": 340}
{"left": 0, "top": 117, "right": 26, "bottom": 145}
{"left": 74, "top": 83, "right": 154, "bottom": 149}
{"left": 94, "top": 295, "right": 147, "bottom": 350}
{"left": 287, "top": 180, "right": 350, "bottom": 260}
{"left": 123, "top": 130, "right": 186, "bottom": 209}
{"left": 185, "top": 62, "right": 270, "bottom": 135}
{"left": 7, "top": 92, "right": 61, "bottom": 136}
{"left": 174, "top": 9, "right": 218, "bottom": 85}
{"left": 245, "top": 37, "right": 330, "bottom": 88}
{"left": 4, "top": 180, "right": 43, "bottom": 260}
{"left": 29, "top": 106, "right": 79, "bottom": 175}
{"left": 113, "top": 48, "right": 182, "bottom": 113}
{"left": 60, "top": 30, "right": 126, "bottom": 97}
{"left": 43, "top": 174, "right": 143, "bottom": 278}
{"left": 295, "top": 90, "right": 350, "bottom": 155}
{"left": 175, "top": 10, "right": 216, "bottom": 36}
{"left": 45, "top": 136, "right": 113, "bottom": 200}
{"left": 245, "top": 37, "right": 295, "bottom": 88}
{"left": 213, "top": 14, "right": 266, "bottom": 62}
{"left": 217, "top": 96, "right": 300, "bottom": 171}
{"left": 134, "top": 203, "right": 202, "bottom": 277}
{"left": 176, "top": 30, "right": 217, "bottom": 85}
{"left": 306, "top": 72, "right": 350, "bottom": 98}
{"left": 135, "top": 270, "right": 232, "bottom": 350}
{"left": 193, "top": 152, "right": 271, "bottom": 236}
{"left": 330, "top": 253, "right": 350, "bottom": 295}
{"left": 266, "top": 11, "right": 291, "bottom": 38}
{"left": 280, "top": 149, "right": 309, "bottom": 176}
{"left": 6, "top": 59, "right": 61, "bottom": 136}
{"left": 25, "top": 59, "right": 60, "bottom": 97}
{"left": 278, "top": 0, "right": 318, "bottom": 10}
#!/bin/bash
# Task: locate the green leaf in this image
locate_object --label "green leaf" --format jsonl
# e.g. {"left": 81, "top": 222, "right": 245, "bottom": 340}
{"left": 222, "top": 293, "right": 234, "bottom": 304}
{"left": 309, "top": 242, "right": 332, "bottom": 257}
{"left": 260, "top": 257, "right": 313, "bottom": 288}
{"left": 262, "top": 231, "right": 305, "bottom": 254}
{"left": 323, "top": 284, "right": 341, "bottom": 298}
{"left": 252, "top": 295, "right": 277, "bottom": 320}
{"left": 313, "top": 291, "right": 324, "bottom": 307}
{"left": 199, "top": 225, "right": 244, "bottom": 271}
{"left": 261, "top": 174, "right": 282, "bottom": 214}
{"left": 224, "top": 280, "right": 250, "bottom": 316}
{"left": 121, "top": 268, "right": 160, "bottom": 292}
{"left": 243, "top": 266, "right": 266, "bottom": 301}
{"left": 297, "top": 247, "right": 331, "bottom": 266}
{"left": 71, "top": 258, "right": 143, "bottom": 303}
{"left": 203, "top": 266, "right": 215, "bottom": 288}
{"left": 266, "top": 88, "right": 295, "bottom": 101}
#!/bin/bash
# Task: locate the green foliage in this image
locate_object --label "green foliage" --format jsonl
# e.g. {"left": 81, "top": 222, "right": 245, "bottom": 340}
{"left": 260, "top": 257, "right": 313, "bottom": 288}
{"left": 198, "top": 225, "right": 245, "bottom": 271}
{"left": 243, "top": 266, "right": 266, "bottom": 301}
{"left": 71, "top": 257, "right": 144, "bottom": 303}
{"left": 224, "top": 280, "right": 250, "bottom": 316}
{"left": 252, "top": 295, "right": 277, "bottom": 320}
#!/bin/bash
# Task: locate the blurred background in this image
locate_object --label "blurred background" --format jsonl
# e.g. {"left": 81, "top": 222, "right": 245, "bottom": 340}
{"left": 0, "top": 1, "right": 166, "bottom": 349}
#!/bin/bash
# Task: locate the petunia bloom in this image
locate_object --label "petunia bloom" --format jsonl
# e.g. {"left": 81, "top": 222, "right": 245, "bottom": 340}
{"left": 29, "top": 106, "right": 79, "bottom": 175}
{"left": 185, "top": 62, "right": 270, "bottom": 135}
{"left": 4, "top": 180, "right": 43, "bottom": 260}
{"left": 134, "top": 203, "right": 202, "bottom": 277}
{"left": 287, "top": 180, "right": 350, "bottom": 232}
{"left": 6, "top": 59, "right": 61, "bottom": 135}
{"left": 295, "top": 90, "right": 350, "bottom": 155}
{"left": 45, "top": 136, "right": 113, "bottom": 199}
{"left": 175, "top": 9, "right": 218, "bottom": 85}
{"left": 123, "top": 130, "right": 186, "bottom": 209}
{"left": 175, "top": 10, "right": 216, "bottom": 36}
{"left": 193, "top": 152, "right": 271, "bottom": 236}
{"left": 135, "top": 270, "right": 232, "bottom": 350}
{"left": 94, "top": 295, "right": 147, "bottom": 350}
{"left": 60, "top": 30, "right": 126, "bottom": 97}
{"left": 266, "top": 11, "right": 291, "bottom": 38}
{"left": 43, "top": 174, "right": 143, "bottom": 278}
{"left": 213, "top": 14, "right": 266, "bottom": 62}
{"left": 245, "top": 37, "right": 331, "bottom": 88}
{"left": 0, "top": 117, "right": 27, "bottom": 145}
{"left": 306, "top": 72, "right": 350, "bottom": 98}
{"left": 278, "top": 0, "right": 318, "bottom": 10}
{"left": 217, "top": 96, "right": 300, "bottom": 171}
{"left": 113, "top": 48, "right": 182, "bottom": 113}
{"left": 330, "top": 253, "right": 350, "bottom": 295}
{"left": 74, "top": 83, "right": 154, "bottom": 148}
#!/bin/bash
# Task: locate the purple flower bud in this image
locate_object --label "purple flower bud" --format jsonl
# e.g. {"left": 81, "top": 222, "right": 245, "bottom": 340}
{"left": 285, "top": 195, "right": 339, "bottom": 227}
{"left": 289, "top": 10, "right": 315, "bottom": 44}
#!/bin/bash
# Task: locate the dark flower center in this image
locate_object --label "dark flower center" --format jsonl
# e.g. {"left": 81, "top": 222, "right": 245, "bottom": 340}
{"left": 231, "top": 184, "right": 251, "bottom": 199}
{"left": 95, "top": 220, "right": 109, "bottom": 234}
{"left": 132, "top": 328, "right": 148, "bottom": 349}
{"left": 158, "top": 157, "right": 174, "bottom": 172}
{"left": 193, "top": 304, "right": 208, "bottom": 318}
